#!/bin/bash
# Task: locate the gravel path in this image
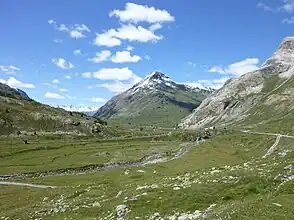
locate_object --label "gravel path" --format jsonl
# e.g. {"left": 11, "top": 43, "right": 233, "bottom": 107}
{"left": 240, "top": 130, "right": 294, "bottom": 158}
{"left": 263, "top": 135, "right": 281, "bottom": 158}
{"left": 0, "top": 181, "right": 56, "bottom": 188}
{"left": 240, "top": 130, "right": 294, "bottom": 139}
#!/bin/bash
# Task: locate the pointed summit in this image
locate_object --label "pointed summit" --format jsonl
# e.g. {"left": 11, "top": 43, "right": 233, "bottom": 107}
{"left": 94, "top": 70, "right": 213, "bottom": 126}
{"left": 145, "top": 71, "right": 171, "bottom": 82}
{"left": 148, "top": 71, "right": 166, "bottom": 79}
{"left": 129, "top": 71, "right": 175, "bottom": 93}
{"left": 263, "top": 36, "right": 294, "bottom": 69}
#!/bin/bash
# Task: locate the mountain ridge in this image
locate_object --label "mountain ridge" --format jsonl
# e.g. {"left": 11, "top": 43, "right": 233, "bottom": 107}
{"left": 0, "top": 83, "right": 32, "bottom": 101}
{"left": 94, "top": 71, "right": 213, "bottom": 126}
{"left": 0, "top": 82, "right": 111, "bottom": 136}
{"left": 179, "top": 37, "right": 294, "bottom": 131}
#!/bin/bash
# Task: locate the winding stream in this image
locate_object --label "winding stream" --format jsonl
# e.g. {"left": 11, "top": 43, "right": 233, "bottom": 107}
{"left": 0, "top": 142, "right": 199, "bottom": 181}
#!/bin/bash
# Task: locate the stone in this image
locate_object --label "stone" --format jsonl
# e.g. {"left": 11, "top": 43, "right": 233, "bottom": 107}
{"left": 116, "top": 204, "right": 128, "bottom": 220}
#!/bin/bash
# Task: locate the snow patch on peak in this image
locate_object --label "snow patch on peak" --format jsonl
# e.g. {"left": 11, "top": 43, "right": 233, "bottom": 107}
{"left": 148, "top": 71, "right": 163, "bottom": 77}
{"left": 183, "top": 83, "right": 214, "bottom": 92}
{"left": 126, "top": 71, "right": 215, "bottom": 96}
{"left": 146, "top": 71, "right": 172, "bottom": 82}
{"left": 129, "top": 71, "right": 176, "bottom": 94}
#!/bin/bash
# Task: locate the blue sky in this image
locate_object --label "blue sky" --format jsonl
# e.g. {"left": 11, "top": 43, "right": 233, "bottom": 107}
{"left": 0, "top": 0, "right": 294, "bottom": 108}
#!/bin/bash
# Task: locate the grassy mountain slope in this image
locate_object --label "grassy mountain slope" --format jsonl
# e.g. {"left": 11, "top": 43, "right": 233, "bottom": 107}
{"left": 95, "top": 71, "right": 212, "bottom": 127}
{"left": 0, "top": 83, "right": 112, "bottom": 136}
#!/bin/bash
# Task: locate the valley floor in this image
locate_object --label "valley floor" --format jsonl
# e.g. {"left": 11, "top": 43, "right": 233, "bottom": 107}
{"left": 0, "top": 130, "right": 293, "bottom": 219}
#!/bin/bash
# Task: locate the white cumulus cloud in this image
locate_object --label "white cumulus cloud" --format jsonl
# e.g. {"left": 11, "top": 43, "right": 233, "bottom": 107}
{"left": 49, "top": 20, "right": 91, "bottom": 39}
{"left": 188, "top": 61, "right": 197, "bottom": 68}
{"left": 257, "top": 1, "right": 294, "bottom": 14}
{"left": 42, "top": 82, "right": 51, "bottom": 86}
{"left": 48, "top": 19, "right": 55, "bottom": 25}
{"left": 73, "top": 49, "right": 82, "bottom": 56}
{"left": 60, "top": 88, "right": 68, "bottom": 92}
{"left": 209, "top": 66, "right": 225, "bottom": 74}
{"left": 0, "top": 77, "right": 35, "bottom": 89}
{"left": 65, "top": 75, "right": 72, "bottom": 79}
{"left": 109, "top": 3, "right": 175, "bottom": 24}
{"left": 89, "top": 97, "right": 107, "bottom": 103}
{"left": 257, "top": 2, "right": 277, "bottom": 12}
{"left": 111, "top": 51, "right": 141, "bottom": 63}
{"left": 209, "top": 58, "right": 260, "bottom": 76}
{"left": 99, "top": 73, "right": 142, "bottom": 94}
{"left": 100, "top": 81, "right": 134, "bottom": 94}
{"left": 53, "top": 39, "right": 63, "bottom": 43}
{"left": 52, "top": 79, "right": 60, "bottom": 84}
{"left": 149, "top": 23, "right": 162, "bottom": 31}
{"left": 52, "top": 58, "right": 74, "bottom": 69}
{"left": 45, "top": 92, "right": 65, "bottom": 99}
{"left": 94, "top": 33, "right": 121, "bottom": 47}
{"left": 282, "top": 16, "right": 294, "bottom": 23}
{"left": 185, "top": 77, "right": 231, "bottom": 90}
{"left": 82, "top": 72, "right": 92, "bottom": 78}
{"left": 70, "top": 30, "right": 85, "bottom": 39}
{"left": 93, "top": 67, "right": 136, "bottom": 80}
{"left": 88, "top": 50, "right": 112, "bottom": 63}
{"left": 81, "top": 68, "right": 141, "bottom": 93}
{"left": 0, "top": 65, "right": 20, "bottom": 74}
{"left": 94, "top": 24, "right": 162, "bottom": 47}
{"left": 281, "top": 0, "right": 294, "bottom": 13}
{"left": 126, "top": 46, "right": 134, "bottom": 51}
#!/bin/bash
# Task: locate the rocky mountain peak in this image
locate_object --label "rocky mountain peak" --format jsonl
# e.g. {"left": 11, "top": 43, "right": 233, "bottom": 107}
{"left": 143, "top": 71, "right": 172, "bottom": 84}
{"left": 148, "top": 71, "right": 167, "bottom": 79}
{"left": 129, "top": 71, "right": 175, "bottom": 93}
{"left": 262, "top": 36, "right": 294, "bottom": 69}
{"left": 179, "top": 37, "right": 294, "bottom": 130}
{"left": 128, "top": 71, "right": 213, "bottom": 96}
{"left": 94, "top": 70, "right": 212, "bottom": 126}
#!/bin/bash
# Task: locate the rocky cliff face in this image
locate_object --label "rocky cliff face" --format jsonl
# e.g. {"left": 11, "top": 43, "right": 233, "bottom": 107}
{"left": 179, "top": 37, "right": 294, "bottom": 130}
{"left": 262, "top": 37, "right": 294, "bottom": 69}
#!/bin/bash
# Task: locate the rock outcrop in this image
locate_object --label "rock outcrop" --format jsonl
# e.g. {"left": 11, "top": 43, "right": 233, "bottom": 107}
{"left": 179, "top": 37, "right": 294, "bottom": 129}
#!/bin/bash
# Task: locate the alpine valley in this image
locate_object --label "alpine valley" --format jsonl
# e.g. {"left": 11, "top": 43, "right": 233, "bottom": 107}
{"left": 1, "top": 34, "right": 294, "bottom": 219}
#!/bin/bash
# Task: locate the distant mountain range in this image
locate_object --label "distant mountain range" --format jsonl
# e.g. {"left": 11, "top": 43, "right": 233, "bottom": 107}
{"left": 56, "top": 105, "right": 101, "bottom": 116}
{"left": 179, "top": 36, "right": 294, "bottom": 133}
{"left": 94, "top": 71, "right": 213, "bottom": 126}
